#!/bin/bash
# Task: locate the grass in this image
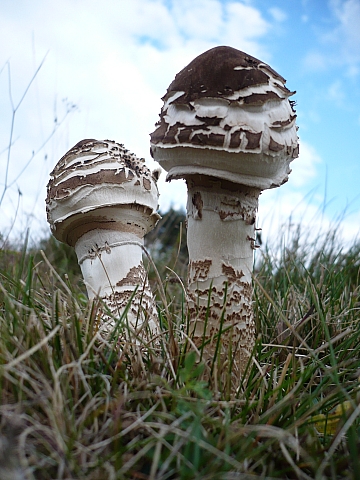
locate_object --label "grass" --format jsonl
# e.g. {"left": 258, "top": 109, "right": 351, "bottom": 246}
{"left": 0, "top": 217, "right": 359, "bottom": 479}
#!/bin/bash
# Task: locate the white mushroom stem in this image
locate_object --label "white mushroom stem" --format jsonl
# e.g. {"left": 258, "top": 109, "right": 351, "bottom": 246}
{"left": 75, "top": 228, "right": 158, "bottom": 335}
{"left": 76, "top": 230, "right": 144, "bottom": 299}
{"left": 185, "top": 175, "right": 260, "bottom": 379}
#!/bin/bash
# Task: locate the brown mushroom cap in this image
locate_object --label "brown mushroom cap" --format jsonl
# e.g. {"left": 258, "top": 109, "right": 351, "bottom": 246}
{"left": 150, "top": 46, "right": 299, "bottom": 189}
{"left": 162, "top": 46, "right": 288, "bottom": 104}
{"left": 46, "top": 139, "right": 160, "bottom": 246}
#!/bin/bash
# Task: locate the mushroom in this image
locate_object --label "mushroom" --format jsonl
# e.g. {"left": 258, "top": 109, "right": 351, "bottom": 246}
{"left": 150, "top": 46, "right": 299, "bottom": 384}
{"left": 46, "top": 139, "right": 161, "bottom": 339}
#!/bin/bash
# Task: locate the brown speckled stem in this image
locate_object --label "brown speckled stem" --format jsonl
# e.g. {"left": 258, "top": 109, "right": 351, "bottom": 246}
{"left": 74, "top": 226, "right": 159, "bottom": 338}
{"left": 185, "top": 174, "right": 260, "bottom": 387}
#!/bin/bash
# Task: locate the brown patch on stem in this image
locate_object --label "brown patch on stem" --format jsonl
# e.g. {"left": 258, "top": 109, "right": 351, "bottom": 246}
{"left": 191, "top": 191, "right": 203, "bottom": 219}
{"left": 188, "top": 259, "right": 212, "bottom": 283}
{"left": 116, "top": 265, "right": 145, "bottom": 288}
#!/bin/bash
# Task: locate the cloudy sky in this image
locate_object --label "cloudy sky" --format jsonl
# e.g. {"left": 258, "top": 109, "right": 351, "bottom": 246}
{"left": 1, "top": 0, "right": 359, "bottom": 245}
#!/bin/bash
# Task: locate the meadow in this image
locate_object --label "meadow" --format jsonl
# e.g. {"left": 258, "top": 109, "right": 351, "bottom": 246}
{"left": 0, "top": 209, "right": 359, "bottom": 479}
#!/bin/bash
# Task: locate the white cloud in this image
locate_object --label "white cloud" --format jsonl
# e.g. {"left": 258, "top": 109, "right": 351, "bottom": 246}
{"left": 346, "top": 64, "right": 360, "bottom": 78}
{"left": 224, "top": 2, "right": 270, "bottom": 56}
{"left": 302, "top": 0, "right": 360, "bottom": 76}
{"left": 290, "top": 141, "right": 322, "bottom": 188}
{"left": 302, "top": 51, "right": 328, "bottom": 72}
{"left": 341, "top": 209, "right": 360, "bottom": 244}
{"left": 323, "top": 0, "right": 360, "bottom": 73}
{"left": 329, "top": 0, "right": 360, "bottom": 59}
{"left": 269, "top": 7, "right": 287, "bottom": 22}
{"left": 327, "top": 80, "right": 346, "bottom": 106}
{"left": 171, "top": 0, "right": 223, "bottom": 41}
{"left": 0, "top": 0, "right": 273, "bottom": 240}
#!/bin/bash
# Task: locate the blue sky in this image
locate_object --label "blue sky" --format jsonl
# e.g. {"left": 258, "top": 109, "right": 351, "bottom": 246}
{"left": 0, "top": 0, "right": 359, "bottom": 244}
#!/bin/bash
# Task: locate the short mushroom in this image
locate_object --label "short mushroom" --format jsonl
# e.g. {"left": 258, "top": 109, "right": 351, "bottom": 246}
{"left": 46, "top": 139, "right": 161, "bottom": 339}
{"left": 150, "top": 46, "right": 299, "bottom": 384}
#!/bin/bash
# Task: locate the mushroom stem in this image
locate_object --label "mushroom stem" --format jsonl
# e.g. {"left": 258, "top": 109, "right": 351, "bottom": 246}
{"left": 185, "top": 175, "right": 260, "bottom": 382}
{"left": 75, "top": 228, "right": 158, "bottom": 336}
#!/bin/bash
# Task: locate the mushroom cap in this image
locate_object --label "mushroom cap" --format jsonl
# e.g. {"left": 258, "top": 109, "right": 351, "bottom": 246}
{"left": 46, "top": 139, "right": 160, "bottom": 246}
{"left": 150, "top": 46, "right": 299, "bottom": 189}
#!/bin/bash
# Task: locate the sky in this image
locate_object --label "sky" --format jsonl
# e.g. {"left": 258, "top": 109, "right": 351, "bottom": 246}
{"left": 0, "top": 0, "right": 359, "bottom": 246}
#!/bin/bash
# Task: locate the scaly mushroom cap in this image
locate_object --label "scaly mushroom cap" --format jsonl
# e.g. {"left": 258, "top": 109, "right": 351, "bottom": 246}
{"left": 46, "top": 139, "right": 160, "bottom": 246}
{"left": 150, "top": 46, "right": 299, "bottom": 189}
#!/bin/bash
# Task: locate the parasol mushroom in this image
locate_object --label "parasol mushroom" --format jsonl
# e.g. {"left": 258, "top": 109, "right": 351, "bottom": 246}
{"left": 150, "top": 46, "right": 299, "bottom": 385}
{"left": 46, "top": 139, "right": 161, "bottom": 339}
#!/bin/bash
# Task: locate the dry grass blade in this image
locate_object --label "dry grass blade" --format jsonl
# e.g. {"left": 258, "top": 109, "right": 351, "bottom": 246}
{"left": 2, "top": 325, "right": 60, "bottom": 371}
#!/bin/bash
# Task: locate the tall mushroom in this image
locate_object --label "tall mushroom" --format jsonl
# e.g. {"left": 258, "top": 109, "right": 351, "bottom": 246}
{"left": 150, "top": 46, "right": 299, "bottom": 385}
{"left": 46, "top": 139, "right": 161, "bottom": 340}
